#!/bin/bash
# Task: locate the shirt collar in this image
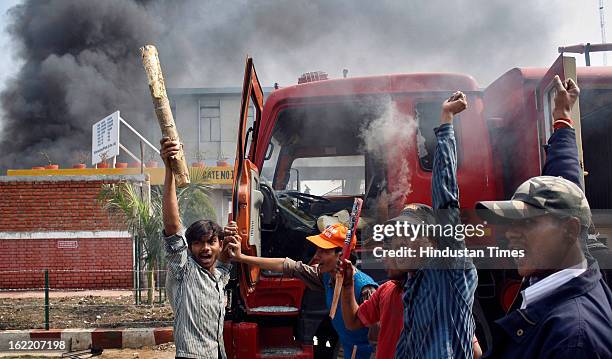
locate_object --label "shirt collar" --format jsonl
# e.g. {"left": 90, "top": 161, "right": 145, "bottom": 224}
{"left": 521, "top": 259, "right": 588, "bottom": 309}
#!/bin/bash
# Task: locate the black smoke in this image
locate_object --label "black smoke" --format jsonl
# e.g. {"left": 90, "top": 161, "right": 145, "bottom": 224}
{"left": 1, "top": 0, "right": 158, "bottom": 169}
{"left": 0, "top": 0, "right": 556, "bottom": 170}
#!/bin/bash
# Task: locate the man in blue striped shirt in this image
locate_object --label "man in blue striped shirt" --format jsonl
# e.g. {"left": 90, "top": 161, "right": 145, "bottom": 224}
{"left": 394, "top": 92, "right": 478, "bottom": 358}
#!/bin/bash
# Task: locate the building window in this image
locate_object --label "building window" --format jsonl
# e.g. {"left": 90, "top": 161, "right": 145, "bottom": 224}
{"left": 200, "top": 99, "right": 221, "bottom": 142}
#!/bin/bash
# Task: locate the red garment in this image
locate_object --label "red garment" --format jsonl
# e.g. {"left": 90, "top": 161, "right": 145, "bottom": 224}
{"left": 356, "top": 280, "right": 404, "bottom": 359}
{"left": 553, "top": 118, "right": 574, "bottom": 130}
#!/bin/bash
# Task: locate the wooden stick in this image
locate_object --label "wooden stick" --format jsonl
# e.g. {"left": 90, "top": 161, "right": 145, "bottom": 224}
{"left": 329, "top": 274, "right": 343, "bottom": 318}
{"left": 329, "top": 198, "right": 363, "bottom": 319}
{"left": 140, "top": 44, "right": 190, "bottom": 187}
{"left": 351, "top": 345, "right": 357, "bottom": 359}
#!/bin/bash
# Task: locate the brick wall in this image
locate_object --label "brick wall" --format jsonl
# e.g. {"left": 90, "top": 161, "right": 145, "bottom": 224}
{"left": 0, "top": 180, "right": 126, "bottom": 232}
{"left": 0, "top": 175, "right": 145, "bottom": 290}
{"left": 0, "top": 238, "right": 132, "bottom": 289}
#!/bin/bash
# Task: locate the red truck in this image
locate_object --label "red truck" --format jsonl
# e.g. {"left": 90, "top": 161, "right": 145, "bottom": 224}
{"left": 223, "top": 56, "right": 612, "bottom": 358}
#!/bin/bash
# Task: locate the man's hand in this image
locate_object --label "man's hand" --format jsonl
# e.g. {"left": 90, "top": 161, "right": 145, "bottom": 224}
{"left": 224, "top": 221, "right": 239, "bottom": 237}
{"left": 160, "top": 137, "right": 182, "bottom": 168}
{"left": 441, "top": 91, "right": 468, "bottom": 124}
{"left": 336, "top": 258, "right": 354, "bottom": 288}
{"left": 225, "top": 235, "right": 243, "bottom": 261}
{"left": 552, "top": 75, "right": 580, "bottom": 121}
{"left": 219, "top": 236, "right": 233, "bottom": 263}
{"left": 223, "top": 222, "right": 243, "bottom": 261}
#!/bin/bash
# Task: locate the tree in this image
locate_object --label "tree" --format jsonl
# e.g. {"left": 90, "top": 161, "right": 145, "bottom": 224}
{"left": 179, "top": 167, "right": 217, "bottom": 224}
{"left": 98, "top": 168, "right": 216, "bottom": 304}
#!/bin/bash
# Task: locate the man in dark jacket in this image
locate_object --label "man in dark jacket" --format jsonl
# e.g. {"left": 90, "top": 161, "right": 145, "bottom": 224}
{"left": 540, "top": 75, "right": 612, "bottom": 289}
{"left": 478, "top": 76, "right": 612, "bottom": 358}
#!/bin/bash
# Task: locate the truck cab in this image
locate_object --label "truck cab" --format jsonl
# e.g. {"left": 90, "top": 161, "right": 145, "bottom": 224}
{"left": 485, "top": 64, "right": 612, "bottom": 219}
{"left": 225, "top": 55, "right": 612, "bottom": 358}
{"left": 225, "top": 59, "right": 498, "bottom": 358}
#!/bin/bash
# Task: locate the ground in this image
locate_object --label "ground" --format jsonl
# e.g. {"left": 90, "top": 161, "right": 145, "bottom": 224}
{"left": 0, "top": 291, "right": 173, "bottom": 330}
{"left": 0, "top": 343, "right": 176, "bottom": 358}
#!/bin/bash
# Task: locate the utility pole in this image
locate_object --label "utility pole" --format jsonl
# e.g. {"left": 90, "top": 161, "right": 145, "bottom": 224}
{"left": 600, "top": 0, "right": 607, "bottom": 65}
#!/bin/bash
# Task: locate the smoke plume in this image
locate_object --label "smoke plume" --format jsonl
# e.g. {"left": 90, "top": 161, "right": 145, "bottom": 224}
{"left": 0, "top": 0, "right": 556, "bottom": 170}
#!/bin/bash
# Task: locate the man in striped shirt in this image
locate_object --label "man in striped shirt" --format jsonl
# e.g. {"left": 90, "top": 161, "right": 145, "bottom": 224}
{"left": 161, "top": 138, "right": 232, "bottom": 359}
{"left": 394, "top": 92, "right": 478, "bottom": 358}
{"left": 339, "top": 203, "right": 482, "bottom": 359}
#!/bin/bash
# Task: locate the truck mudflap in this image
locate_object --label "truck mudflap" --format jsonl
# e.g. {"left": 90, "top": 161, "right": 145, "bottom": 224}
{"left": 224, "top": 321, "right": 314, "bottom": 359}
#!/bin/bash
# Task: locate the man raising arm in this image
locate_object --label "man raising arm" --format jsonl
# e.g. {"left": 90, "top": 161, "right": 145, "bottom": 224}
{"left": 161, "top": 138, "right": 232, "bottom": 359}
{"left": 224, "top": 222, "right": 378, "bottom": 359}
{"left": 393, "top": 92, "right": 479, "bottom": 359}
{"left": 478, "top": 77, "right": 612, "bottom": 358}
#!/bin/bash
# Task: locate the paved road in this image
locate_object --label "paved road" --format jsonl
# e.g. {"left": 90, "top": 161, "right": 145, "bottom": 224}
{"left": 0, "top": 347, "right": 175, "bottom": 358}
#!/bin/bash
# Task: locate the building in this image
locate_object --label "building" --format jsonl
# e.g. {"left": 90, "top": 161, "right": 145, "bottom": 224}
{"left": 168, "top": 87, "right": 274, "bottom": 224}
{"left": 0, "top": 87, "right": 276, "bottom": 291}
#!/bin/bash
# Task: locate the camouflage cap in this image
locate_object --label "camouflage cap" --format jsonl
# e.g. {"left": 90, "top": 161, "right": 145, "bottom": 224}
{"left": 477, "top": 176, "right": 591, "bottom": 226}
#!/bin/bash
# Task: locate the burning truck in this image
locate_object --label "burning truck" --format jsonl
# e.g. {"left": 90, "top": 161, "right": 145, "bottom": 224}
{"left": 223, "top": 55, "right": 612, "bottom": 358}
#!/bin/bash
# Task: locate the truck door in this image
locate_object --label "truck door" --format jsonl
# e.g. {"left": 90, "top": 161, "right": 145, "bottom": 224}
{"left": 232, "top": 57, "right": 265, "bottom": 298}
{"left": 535, "top": 55, "right": 584, "bottom": 186}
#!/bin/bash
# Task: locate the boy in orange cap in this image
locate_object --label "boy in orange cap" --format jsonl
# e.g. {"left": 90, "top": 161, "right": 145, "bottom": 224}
{"left": 224, "top": 221, "right": 378, "bottom": 359}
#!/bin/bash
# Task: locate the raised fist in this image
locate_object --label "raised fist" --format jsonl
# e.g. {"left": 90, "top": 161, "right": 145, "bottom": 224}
{"left": 552, "top": 75, "right": 580, "bottom": 121}
{"left": 441, "top": 91, "right": 468, "bottom": 124}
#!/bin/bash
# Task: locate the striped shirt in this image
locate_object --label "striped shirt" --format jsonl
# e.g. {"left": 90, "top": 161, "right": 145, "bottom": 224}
{"left": 395, "top": 123, "right": 478, "bottom": 359}
{"left": 164, "top": 233, "right": 231, "bottom": 359}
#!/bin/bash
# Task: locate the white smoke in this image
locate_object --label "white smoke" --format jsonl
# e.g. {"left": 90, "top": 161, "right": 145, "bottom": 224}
{"left": 360, "top": 97, "right": 416, "bottom": 206}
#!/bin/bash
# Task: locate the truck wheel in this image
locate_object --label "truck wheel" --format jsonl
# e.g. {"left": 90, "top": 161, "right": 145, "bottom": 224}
{"left": 313, "top": 317, "right": 339, "bottom": 359}
{"left": 313, "top": 336, "right": 340, "bottom": 359}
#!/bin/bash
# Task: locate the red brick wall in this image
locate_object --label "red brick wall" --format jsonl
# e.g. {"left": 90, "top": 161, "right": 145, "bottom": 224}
{"left": 0, "top": 177, "right": 141, "bottom": 290}
{"left": 0, "top": 180, "right": 126, "bottom": 232}
{"left": 0, "top": 238, "right": 132, "bottom": 289}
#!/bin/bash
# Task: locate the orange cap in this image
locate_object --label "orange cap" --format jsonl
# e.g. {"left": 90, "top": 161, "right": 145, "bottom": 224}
{"left": 306, "top": 223, "right": 355, "bottom": 250}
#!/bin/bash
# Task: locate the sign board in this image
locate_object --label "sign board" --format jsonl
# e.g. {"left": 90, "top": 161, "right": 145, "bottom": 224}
{"left": 92, "top": 111, "right": 120, "bottom": 165}
{"left": 57, "top": 240, "right": 79, "bottom": 249}
{"left": 201, "top": 167, "right": 234, "bottom": 184}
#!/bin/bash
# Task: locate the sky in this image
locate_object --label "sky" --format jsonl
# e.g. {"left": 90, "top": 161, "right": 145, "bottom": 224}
{"left": 0, "top": 0, "right": 608, "bottom": 92}
{"left": 0, "top": 0, "right": 20, "bottom": 96}
{"left": 0, "top": 0, "right": 19, "bottom": 127}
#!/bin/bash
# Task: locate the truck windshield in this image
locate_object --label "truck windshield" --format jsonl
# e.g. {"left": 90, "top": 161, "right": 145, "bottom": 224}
{"left": 286, "top": 155, "right": 365, "bottom": 196}
{"left": 260, "top": 101, "right": 381, "bottom": 198}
